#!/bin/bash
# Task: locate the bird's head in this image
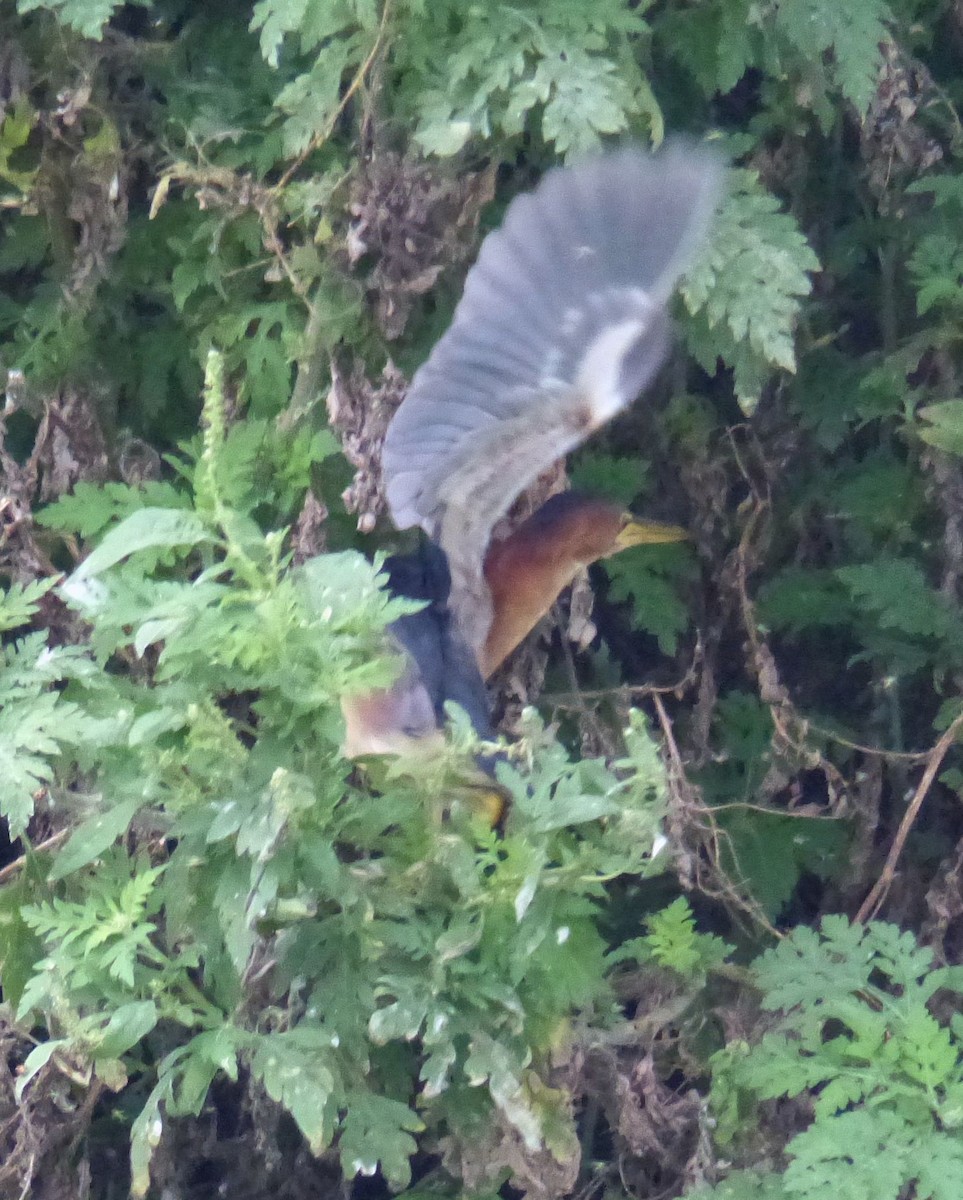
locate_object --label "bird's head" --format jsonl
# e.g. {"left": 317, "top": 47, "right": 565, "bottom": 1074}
{"left": 505, "top": 491, "right": 688, "bottom": 566}
{"left": 479, "top": 491, "right": 688, "bottom": 676}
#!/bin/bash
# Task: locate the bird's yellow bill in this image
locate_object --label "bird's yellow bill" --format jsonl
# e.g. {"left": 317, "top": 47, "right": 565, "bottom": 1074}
{"left": 612, "top": 513, "right": 689, "bottom": 551}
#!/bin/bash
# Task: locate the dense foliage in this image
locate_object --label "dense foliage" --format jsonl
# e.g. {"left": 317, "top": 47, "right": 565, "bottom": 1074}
{"left": 1, "top": 0, "right": 963, "bottom": 1198}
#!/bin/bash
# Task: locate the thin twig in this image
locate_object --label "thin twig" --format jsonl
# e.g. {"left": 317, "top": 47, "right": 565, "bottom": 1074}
{"left": 651, "top": 692, "right": 780, "bottom": 938}
{"left": 651, "top": 692, "right": 687, "bottom": 786}
{"left": 273, "top": 0, "right": 395, "bottom": 193}
{"left": 542, "top": 647, "right": 701, "bottom": 708}
{"left": 0, "top": 829, "right": 69, "bottom": 884}
{"left": 855, "top": 710, "right": 963, "bottom": 923}
{"left": 542, "top": 677, "right": 695, "bottom": 706}
{"left": 797, "top": 721, "right": 933, "bottom": 763}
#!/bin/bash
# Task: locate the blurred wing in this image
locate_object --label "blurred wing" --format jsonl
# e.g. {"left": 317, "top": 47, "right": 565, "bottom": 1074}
{"left": 381, "top": 140, "right": 722, "bottom": 650}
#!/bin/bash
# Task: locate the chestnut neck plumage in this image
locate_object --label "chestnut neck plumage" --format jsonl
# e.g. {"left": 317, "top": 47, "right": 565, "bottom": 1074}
{"left": 480, "top": 495, "right": 624, "bottom": 677}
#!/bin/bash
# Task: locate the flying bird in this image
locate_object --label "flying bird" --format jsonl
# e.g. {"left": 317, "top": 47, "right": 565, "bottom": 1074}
{"left": 344, "top": 141, "right": 722, "bottom": 768}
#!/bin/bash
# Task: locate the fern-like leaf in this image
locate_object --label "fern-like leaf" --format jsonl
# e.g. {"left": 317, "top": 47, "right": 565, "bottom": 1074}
{"left": 681, "top": 168, "right": 820, "bottom": 412}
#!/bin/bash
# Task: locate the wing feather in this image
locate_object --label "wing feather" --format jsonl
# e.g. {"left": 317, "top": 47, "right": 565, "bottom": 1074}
{"left": 382, "top": 140, "right": 722, "bottom": 651}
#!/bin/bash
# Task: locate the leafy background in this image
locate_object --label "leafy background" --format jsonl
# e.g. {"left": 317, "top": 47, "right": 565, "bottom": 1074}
{"left": 2, "top": 0, "right": 963, "bottom": 1198}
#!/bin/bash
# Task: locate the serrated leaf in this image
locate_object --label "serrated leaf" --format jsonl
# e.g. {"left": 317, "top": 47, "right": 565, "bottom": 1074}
{"left": 252, "top": 1035, "right": 337, "bottom": 1155}
{"left": 250, "top": 0, "right": 312, "bottom": 65}
{"left": 917, "top": 1135, "right": 963, "bottom": 1200}
{"left": 173, "top": 1029, "right": 240, "bottom": 1116}
{"left": 273, "top": 43, "right": 355, "bottom": 157}
{"left": 0, "top": 878, "right": 43, "bottom": 1010}
{"left": 784, "top": 1108, "right": 910, "bottom": 1200}
{"left": 604, "top": 546, "right": 692, "bottom": 655}
{"left": 528, "top": 49, "right": 636, "bottom": 157}
{"left": 16, "top": 0, "right": 130, "bottom": 40}
{"left": 0, "top": 692, "right": 73, "bottom": 837}
{"left": 837, "top": 559, "right": 963, "bottom": 643}
{"left": 339, "top": 1092, "right": 423, "bottom": 1189}
{"left": 569, "top": 451, "right": 651, "bottom": 506}
{"left": 661, "top": 0, "right": 761, "bottom": 98}
{"left": 773, "top": 0, "right": 889, "bottom": 114}
{"left": 37, "top": 481, "right": 190, "bottom": 539}
{"left": 717, "top": 809, "right": 845, "bottom": 921}
{"left": 682, "top": 169, "right": 819, "bottom": 413}
{"left": 757, "top": 567, "right": 852, "bottom": 634}
{"left": 0, "top": 577, "right": 58, "bottom": 633}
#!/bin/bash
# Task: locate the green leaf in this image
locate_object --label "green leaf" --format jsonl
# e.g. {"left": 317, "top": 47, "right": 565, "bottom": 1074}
{"left": 837, "top": 559, "right": 963, "bottom": 643}
{"left": 412, "top": 96, "right": 477, "bottom": 157}
{"left": 37, "top": 481, "right": 190, "bottom": 539}
{"left": 664, "top": 0, "right": 761, "bottom": 98}
{"left": 130, "top": 1059, "right": 176, "bottom": 1197}
{"left": 684, "top": 1171, "right": 788, "bottom": 1200}
{"left": 272, "top": 42, "right": 357, "bottom": 158}
{"left": 368, "top": 994, "right": 429, "bottom": 1043}
{"left": 916, "top": 1135, "right": 963, "bottom": 1200}
{"left": 682, "top": 169, "right": 820, "bottom": 413}
{"left": 918, "top": 400, "right": 963, "bottom": 456}
{"left": 251, "top": 1033, "right": 338, "bottom": 1155}
{"left": 16, "top": 0, "right": 137, "bottom": 40}
{"left": 407, "top": 0, "right": 653, "bottom": 157}
{"left": 174, "top": 1029, "right": 241, "bottom": 1115}
{"left": 96, "top": 1000, "right": 159, "bottom": 1058}
{"left": 250, "top": 0, "right": 313, "bottom": 66}
{"left": 15, "top": 1039, "right": 67, "bottom": 1102}
{"left": 68, "top": 507, "right": 210, "bottom": 582}
{"left": 0, "top": 98, "right": 38, "bottom": 193}
{"left": 521, "top": 50, "right": 637, "bottom": 157}
{"left": 908, "top": 233, "right": 963, "bottom": 318}
{"left": 0, "top": 692, "right": 74, "bottom": 838}
{"left": 638, "top": 896, "right": 733, "bottom": 975}
{"left": 603, "top": 544, "right": 693, "bottom": 655}
{"left": 339, "top": 1092, "right": 424, "bottom": 1190}
{"left": 709, "top": 919, "right": 963, "bottom": 1198}
{"left": 772, "top": 0, "right": 890, "bottom": 114}
{"left": 0, "top": 577, "right": 58, "bottom": 634}
{"left": 569, "top": 451, "right": 651, "bottom": 506}
{"left": 50, "top": 796, "right": 143, "bottom": 881}
{"left": 785, "top": 1108, "right": 912, "bottom": 1200}
{"left": 758, "top": 567, "right": 853, "bottom": 634}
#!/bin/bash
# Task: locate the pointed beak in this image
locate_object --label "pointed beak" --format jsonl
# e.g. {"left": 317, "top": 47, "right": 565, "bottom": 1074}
{"left": 611, "top": 513, "right": 689, "bottom": 552}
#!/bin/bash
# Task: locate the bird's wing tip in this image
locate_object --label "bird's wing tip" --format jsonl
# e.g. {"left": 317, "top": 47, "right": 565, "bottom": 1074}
{"left": 382, "top": 136, "right": 725, "bottom": 541}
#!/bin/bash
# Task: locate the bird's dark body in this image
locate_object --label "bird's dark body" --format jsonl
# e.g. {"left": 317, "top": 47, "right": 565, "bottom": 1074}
{"left": 383, "top": 542, "right": 493, "bottom": 739}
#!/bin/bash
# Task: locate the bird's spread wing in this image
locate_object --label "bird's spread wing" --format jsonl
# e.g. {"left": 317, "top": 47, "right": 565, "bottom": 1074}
{"left": 381, "top": 141, "right": 722, "bottom": 653}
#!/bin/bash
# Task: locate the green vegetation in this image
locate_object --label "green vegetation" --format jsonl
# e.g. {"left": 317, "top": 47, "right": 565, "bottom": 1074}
{"left": 2, "top": 0, "right": 963, "bottom": 1197}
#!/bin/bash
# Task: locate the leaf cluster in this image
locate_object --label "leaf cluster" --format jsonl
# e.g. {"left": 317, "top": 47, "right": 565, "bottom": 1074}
{"left": 1, "top": 354, "right": 672, "bottom": 1194}
{"left": 699, "top": 918, "right": 963, "bottom": 1200}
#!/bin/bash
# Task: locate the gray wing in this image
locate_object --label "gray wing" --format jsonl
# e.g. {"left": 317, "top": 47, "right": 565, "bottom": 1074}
{"left": 381, "top": 140, "right": 723, "bottom": 650}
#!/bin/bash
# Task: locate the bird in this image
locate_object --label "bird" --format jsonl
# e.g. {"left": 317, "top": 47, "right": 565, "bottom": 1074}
{"left": 343, "top": 140, "right": 722, "bottom": 772}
